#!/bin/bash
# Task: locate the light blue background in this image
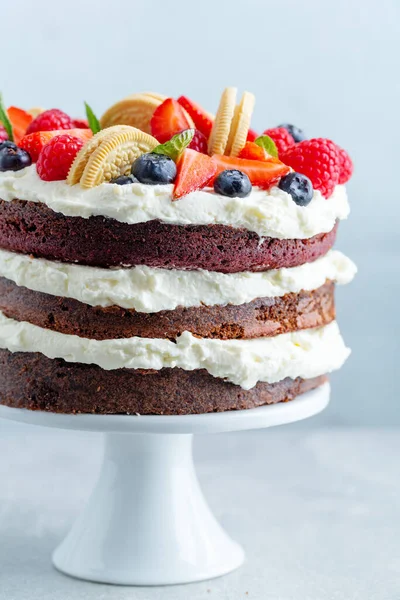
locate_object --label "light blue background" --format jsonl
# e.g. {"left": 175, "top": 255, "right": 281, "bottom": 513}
{"left": 2, "top": 0, "right": 399, "bottom": 425}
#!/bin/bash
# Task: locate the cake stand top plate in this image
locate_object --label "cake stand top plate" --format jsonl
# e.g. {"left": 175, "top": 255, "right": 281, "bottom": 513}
{"left": 0, "top": 383, "right": 329, "bottom": 435}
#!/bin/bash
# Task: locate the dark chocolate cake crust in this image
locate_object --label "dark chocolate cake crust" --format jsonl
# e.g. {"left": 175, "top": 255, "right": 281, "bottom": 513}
{"left": 0, "top": 199, "right": 337, "bottom": 272}
{"left": 0, "top": 277, "right": 335, "bottom": 340}
{"left": 0, "top": 349, "right": 327, "bottom": 415}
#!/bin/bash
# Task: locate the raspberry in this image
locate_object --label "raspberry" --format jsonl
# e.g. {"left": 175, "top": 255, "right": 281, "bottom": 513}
{"left": 336, "top": 145, "right": 353, "bottom": 184}
{"left": 36, "top": 134, "right": 84, "bottom": 181}
{"left": 281, "top": 138, "right": 340, "bottom": 198}
{"left": 188, "top": 129, "right": 208, "bottom": 154}
{"left": 263, "top": 127, "right": 295, "bottom": 156}
{"left": 0, "top": 125, "right": 9, "bottom": 143}
{"left": 26, "top": 109, "right": 74, "bottom": 134}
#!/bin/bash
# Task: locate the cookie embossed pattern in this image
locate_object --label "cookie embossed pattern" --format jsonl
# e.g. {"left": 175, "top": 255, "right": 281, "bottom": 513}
{"left": 0, "top": 88, "right": 355, "bottom": 585}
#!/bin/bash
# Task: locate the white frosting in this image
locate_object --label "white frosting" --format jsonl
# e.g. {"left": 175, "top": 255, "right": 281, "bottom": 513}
{"left": 0, "top": 248, "right": 357, "bottom": 312}
{"left": 0, "top": 312, "right": 350, "bottom": 389}
{"left": 0, "top": 165, "right": 349, "bottom": 239}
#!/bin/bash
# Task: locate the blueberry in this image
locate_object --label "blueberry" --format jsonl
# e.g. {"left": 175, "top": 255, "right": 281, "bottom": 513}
{"left": 131, "top": 153, "right": 176, "bottom": 185}
{"left": 214, "top": 170, "right": 252, "bottom": 198}
{"left": 0, "top": 141, "right": 18, "bottom": 151}
{"left": 278, "top": 123, "right": 306, "bottom": 143}
{"left": 110, "top": 174, "right": 138, "bottom": 185}
{"left": 0, "top": 145, "right": 32, "bottom": 172}
{"left": 278, "top": 172, "right": 313, "bottom": 206}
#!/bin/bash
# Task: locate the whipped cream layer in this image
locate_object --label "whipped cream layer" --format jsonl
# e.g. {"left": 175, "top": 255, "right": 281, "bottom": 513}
{"left": 0, "top": 248, "right": 357, "bottom": 312}
{"left": 0, "top": 312, "right": 350, "bottom": 389}
{"left": 0, "top": 166, "right": 349, "bottom": 239}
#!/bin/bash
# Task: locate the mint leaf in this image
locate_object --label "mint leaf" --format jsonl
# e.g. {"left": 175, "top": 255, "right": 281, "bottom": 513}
{"left": 0, "top": 94, "right": 13, "bottom": 142}
{"left": 153, "top": 129, "right": 195, "bottom": 161}
{"left": 84, "top": 102, "right": 101, "bottom": 134}
{"left": 255, "top": 135, "right": 278, "bottom": 158}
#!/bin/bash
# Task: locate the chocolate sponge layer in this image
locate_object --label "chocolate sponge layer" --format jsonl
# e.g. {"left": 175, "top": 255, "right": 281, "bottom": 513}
{"left": 0, "top": 199, "right": 337, "bottom": 272}
{"left": 0, "top": 349, "right": 327, "bottom": 415}
{"left": 0, "top": 277, "right": 335, "bottom": 340}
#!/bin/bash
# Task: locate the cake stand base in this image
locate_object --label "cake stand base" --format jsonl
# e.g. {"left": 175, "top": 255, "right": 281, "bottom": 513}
{"left": 0, "top": 383, "right": 329, "bottom": 586}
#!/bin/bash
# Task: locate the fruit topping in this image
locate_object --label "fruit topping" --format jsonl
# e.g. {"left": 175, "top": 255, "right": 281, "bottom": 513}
{"left": 187, "top": 129, "right": 208, "bottom": 154}
{"left": 208, "top": 87, "right": 237, "bottom": 155}
{"left": 100, "top": 93, "right": 166, "bottom": 133}
{"left": 281, "top": 138, "right": 340, "bottom": 198}
{"left": 239, "top": 141, "right": 271, "bottom": 161}
{"left": 0, "top": 141, "right": 18, "bottom": 150}
{"left": 131, "top": 153, "right": 177, "bottom": 185}
{"left": 225, "top": 91, "right": 255, "bottom": 157}
{"left": 84, "top": 102, "right": 101, "bottom": 133}
{"left": 336, "top": 145, "right": 353, "bottom": 184}
{"left": 210, "top": 154, "right": 290, "bottom": 189}
{"left": 37, "top": 134, "right": 84, "bottom": 181}
{"left": 214, "top": 169, "right": 252, "bottom": 198}
{"left": 153, "top": 129, "right": 195, "bottom": 161}
{"left": 26, "top": 109, "right": 74, "bottom": 134}
{"left": 177, "top": 96, "right": 214, "bottom": 138}
{"left": 110, "top": 174, "right": 138, "bottom": 185}
{"left": 254, "top": 135, "right": 279, "bottom": 158}
{"left": 246, "top": 128, "right": 258, "bottom": 142}
{"left": 150, "top": 98, "right": 194, "bottom": 144}
{"left": 7, "top": 107, "right": 33, "bottom": 144}
{"left": 0, "top": 95, "right": 14, "bottom": 142}
{"left": 262, "top": 127, "right": 294, "bottom": 156}
{"left": 278, "top": 172, "right": 313, "bottom": 206}
{"left": 73, "top": 118, "right": 89, "bottom": 129}
{"left": 173, "top": 148, "right": 217, "bottom": 200}
{"left": 0, "top": 143, "right": 32, "bottom": 172}
{"left": 20, "top": 129, "right": 93, "bottom": 162}
{"left": 0, "top": 125, "right": 8, "bottom": 143}
{"left": 278, "top": 123, "right": 306, "bottom": 143}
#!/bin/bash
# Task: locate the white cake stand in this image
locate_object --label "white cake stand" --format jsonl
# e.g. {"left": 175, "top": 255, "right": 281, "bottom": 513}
{"left": 0, "top": 383, "right": 329, "bottom": 586}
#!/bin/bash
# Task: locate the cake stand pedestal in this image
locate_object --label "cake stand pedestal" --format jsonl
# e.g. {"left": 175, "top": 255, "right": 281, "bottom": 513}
{"left": 0, "top": 383, "right": 329, "bottom": 586}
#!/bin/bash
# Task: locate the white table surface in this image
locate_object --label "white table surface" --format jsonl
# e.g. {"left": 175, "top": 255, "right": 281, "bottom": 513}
{"left": 0, "top": 419, "right": 397, "bottom": 600}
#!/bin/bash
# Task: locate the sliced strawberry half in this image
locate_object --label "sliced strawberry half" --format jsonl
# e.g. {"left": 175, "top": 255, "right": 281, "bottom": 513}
{"left": 151, "top": 98, "right": 193, "bottom": 144}
{"left": 177, "top": 96, "right": 213, "bottom": 138}
{"left": 7, "top": 106, "right": 33, "bottom": 144}
{"left": 239, "top": 142, "right": 282, "bottom": 162}
{"left": 210, "top": 155, "right": 290, "bottom": 189}
{"left": 20, "top": 128, "right": 92, "bottom": 162}
{"left": 239, "top": 141, "right": 270, "bottom": 161}
{"left": 173, "top": 149, "right": 217, "bottom": 200}
{"left": 246, "top": 128, "right": 258, "bottom": 142}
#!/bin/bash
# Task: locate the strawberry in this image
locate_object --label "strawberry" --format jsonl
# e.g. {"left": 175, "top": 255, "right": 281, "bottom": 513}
{"left": 239, "top": 141, "right": 273, "bottom": 162}
{"left": 210, "top": 155, "right": 290, "bottom": 189}
{"left": 20, "top": 128, "right": 92, "bottom": 162}
{"left": 72, "top": 118, "right": 89, "bottom": 129}
{"left": 173, "top": 149, "right": 217, "bottom": 199}
{"left": 246, "top": 128, "right": 258, "bottom": 142}
{"left": 177, "top": 96, "right": 213, "bottom": 138}
{"left": 151, "top": 98, "right": 193, "bottom": 144}
{"left": 36, "top": 134, "right": 84, "bottom": 181}
{"left": 7, "top": 106, "right": 33, "bottom": 144}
